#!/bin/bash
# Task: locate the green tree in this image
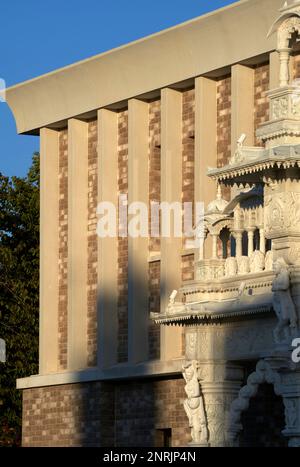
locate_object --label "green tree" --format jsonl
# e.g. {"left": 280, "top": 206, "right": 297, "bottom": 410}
{"left": 0, "top": 153, "right": 39, "bottom": 446}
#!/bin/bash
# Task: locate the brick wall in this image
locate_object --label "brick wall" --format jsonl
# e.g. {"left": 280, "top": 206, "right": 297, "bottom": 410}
{"left": 148, "top": 260, "right": 160, "bottom": 360}
{"left": 22, "top": 377, "right": 189, "bottom": 447}
{"left": 217, "top": 76, "right": 231, "bottom": 168}
{"left": 87, "top": 120, "right": 98, "bottom": 367}
{"left": 182, "top": 89, "right": 195, "bottom": 282}
{"left": 254, "top": 63, "right": 270, "bottom": 145}
{"left": 118, "top": 110, "right": 129, "bottom": 363}
{"left": 148, "top": 100, "right": 161, "bottom": 360}
{"left": 22, "top": 382, "right": 114, "bottom": 447}
{"left": 116, "top": 378, "right": 189, "bottom": 447}
{"left": 58, "top": 129, "right": 68, "bottom": 370}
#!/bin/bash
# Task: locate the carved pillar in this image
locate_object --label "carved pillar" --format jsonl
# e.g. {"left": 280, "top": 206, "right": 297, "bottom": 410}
{"left": 234, "top": 231, "right": 243, "bottom": 258}
{"left": 198, "top": 362, "right": 244, "bottom": 448}
{"left": 259, "top": 228, "right": 266, "bottom": 254}
{"left": 278, "top": 48, "right": 292, "bottom": 88}
{"left": 247, "top": 229, "right": 254, "bottom": 257}
{"left": 212, "top": 234, "right": 218, "bottom": 260}
{"left": 281, "top": 370, "right": 300, "bottom": 447}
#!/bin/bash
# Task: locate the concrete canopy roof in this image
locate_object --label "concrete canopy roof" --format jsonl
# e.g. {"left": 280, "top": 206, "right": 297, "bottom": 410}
{"left": 6, "top": 0, "right": 283, "bottom": 135}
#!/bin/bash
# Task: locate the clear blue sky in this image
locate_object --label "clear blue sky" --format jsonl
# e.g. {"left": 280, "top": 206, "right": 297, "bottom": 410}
{"left": 0, "top": 0, "right": 237, "bottom": 177}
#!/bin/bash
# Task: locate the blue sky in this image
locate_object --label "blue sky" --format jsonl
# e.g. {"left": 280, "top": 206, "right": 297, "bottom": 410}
{"left": 0, "top": 0, "right": 237, "bottom": 177}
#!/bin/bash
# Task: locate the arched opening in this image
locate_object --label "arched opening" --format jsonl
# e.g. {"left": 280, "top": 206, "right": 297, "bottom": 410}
{"left": 239, "top": 383, "right": 287, "bottom": 447}
{"left": 219, "top": 227, "right": 230, "bottom": 259}
{"left": 253, "top": 228, "right": 260, "bottom": 251}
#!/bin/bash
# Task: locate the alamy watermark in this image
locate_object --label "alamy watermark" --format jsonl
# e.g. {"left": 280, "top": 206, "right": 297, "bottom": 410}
{"left": 292, "top": 338, "right": 300, "bottom": 363}
{"left": 97, "top": 196, "right": 205, "bottom": 248}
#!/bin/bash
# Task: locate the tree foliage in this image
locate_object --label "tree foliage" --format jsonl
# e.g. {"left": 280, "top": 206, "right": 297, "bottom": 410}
{"left": 0, "top": 153, "right": 39, "bottom": 446}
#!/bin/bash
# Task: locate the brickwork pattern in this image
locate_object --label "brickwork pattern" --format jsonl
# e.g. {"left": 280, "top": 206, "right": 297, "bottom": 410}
{"left": 115, "top": 378, "right": 190, "bottom": 447}
{"left": 87, "top": 120, "right": 98, "bottom": 366}
{"left": 182, "top": 89, "right": 195, "bottom": 281}
{"left": 148, "top": 260, "right": 160, "bottom": 360}
{"left": 149, "top": 100, "right": 161, "bottom": 253}
{"left": 254, "top": 63, "right": 270, "bottom": 145}
{"left": 22, "top": 383, "right": 114, "bottom": 447}
{"left": 217, "top": 76, "right": 231, "bottom": 168}
{"left": 148, "top": 100, "right": 161, "bottom": 360}
{"left": 58, "top": 129, "right": 68, "bottom": 370}
{"left": 118, "top": 110, "right": 129, "bottom": 363}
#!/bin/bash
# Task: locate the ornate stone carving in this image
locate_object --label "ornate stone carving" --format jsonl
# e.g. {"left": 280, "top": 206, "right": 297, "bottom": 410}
{"left": 185, "top": 332, "right": 197, "bottom": 360}
{"left": 272, "top": 257, "right": 298, "bottom": 344}
{"left": 237, "top": 256, "right": 250, "bottom": 275}
{"left": 265, "top": 192, "right": 300, "bottom": 237}
{"left": 284, "top": 399, "right": 298, "bottom": 428}
{"left": 278, "top": 16, "right": 300, "bottom": 50}
{"left": 265, "top": 250, "right": 274, "bottom": 271}
{"left": 272, "top": 96, "right": 289, "bottom": 119}
{"left": 250, "top": 250, "right": 265, "bottom": 273}
{"left": 183, "top": 361, "right": 208, "bottom": 445}
{"left": 225, "top": 257, "right": 237, "bottom": 277}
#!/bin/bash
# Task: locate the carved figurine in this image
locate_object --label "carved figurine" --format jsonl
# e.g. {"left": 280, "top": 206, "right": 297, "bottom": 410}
{"left": 183, "top": 361, "right": 208, "bottom": 445}
{"left": 250, "top": 250, "right": 265, "bottom": 273}
{"left": 272, "top": 258, "right": 298, "bottom": 343}
{"left": 237, "top": 256, "right": 250, "bottom": 275}
{"left": 225, "top": 257, "right": 237, "bottom": 277}
{"left": 265, "top": 250, "right": 274, "bottom": 271}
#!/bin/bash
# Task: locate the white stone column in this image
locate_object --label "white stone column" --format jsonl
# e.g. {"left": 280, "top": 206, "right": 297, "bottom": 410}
{"left": 67, "top": 118, "right": 89, "bottom": 370}
{"left": 160, "top": 88, "right": 183, "bottom": 361}
{"left": 128, "top": 98, "right": 149, "bottom": 364}
{"left": 212, "top": 234, "right": 218, "bottom": 260}
{"left": 97, "top": 109, "right": 119, "bottom": 369}
{"left": 260, "top": 228, "right": 266, "bottom": 254}
{"left": 234, "top": 231, "right": 243, "bottom": 258}
{"left": 200, "top": 362, "right": 244, "bottom": 448}
{"left": 247, "top": 229, "right": 254, "bottom": 257}
{"left": 278, "top": 48, "right": 292, "bottom": 88}
{"left": 39, "top": 128, "right": 59, "bottom": 374}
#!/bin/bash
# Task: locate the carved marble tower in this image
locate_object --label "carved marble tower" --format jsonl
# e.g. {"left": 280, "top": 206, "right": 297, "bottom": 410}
{"left": 152, "top": 1, "right": 300, "bottom": 448}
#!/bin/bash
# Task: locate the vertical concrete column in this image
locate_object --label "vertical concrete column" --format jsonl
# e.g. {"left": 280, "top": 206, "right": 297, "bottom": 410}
{"left": 39, "top": 128, "right": 59, "bottom": 374}
{"left": 195, "top": 77, "right": 217, "bottom": 261}
{"left": 231, "top": 64, "right": 254, "bottom": 154}
{"left": 67, "top": 118, "right": 89, "bottom": 370}
{"left": 127, "top": 98, "right": 149, "bottom": 363}
{"left": 97, "top": 109, "right": 118, "bottom": 369}
{"left": 195, "top": 77, "right": 217, "bottom": 208}
{"left": 160, "top": 88, "right": 183, "bottom": 361}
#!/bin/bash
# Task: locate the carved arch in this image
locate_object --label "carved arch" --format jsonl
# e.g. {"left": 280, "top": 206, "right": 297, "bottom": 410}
{"left": 228, "top": 360, "right": 283, "bottom": 445}
{"left": 278, "top": 16, "right": 300, "bottom": 49}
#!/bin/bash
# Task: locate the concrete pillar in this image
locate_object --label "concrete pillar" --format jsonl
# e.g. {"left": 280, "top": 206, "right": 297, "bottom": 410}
{"left": 231, "top": 64, "right": 254, "bottom": 154}
{"left": 97, "top": 109, "right": 119, "bottom": 369}
{"left": 67, "top": 118, "right": 89, "bottom": 370}
{"left": 128, "top": 98, "right": 149, "bottom": 364}
{"left": 39, "top": 128, "right": 59, "bottom": 374}
{"left": 195, "top": 77, "right": 217, "bottom": 208}
{"left": 160, "top": 88, "right": 183, "bottom": 361}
